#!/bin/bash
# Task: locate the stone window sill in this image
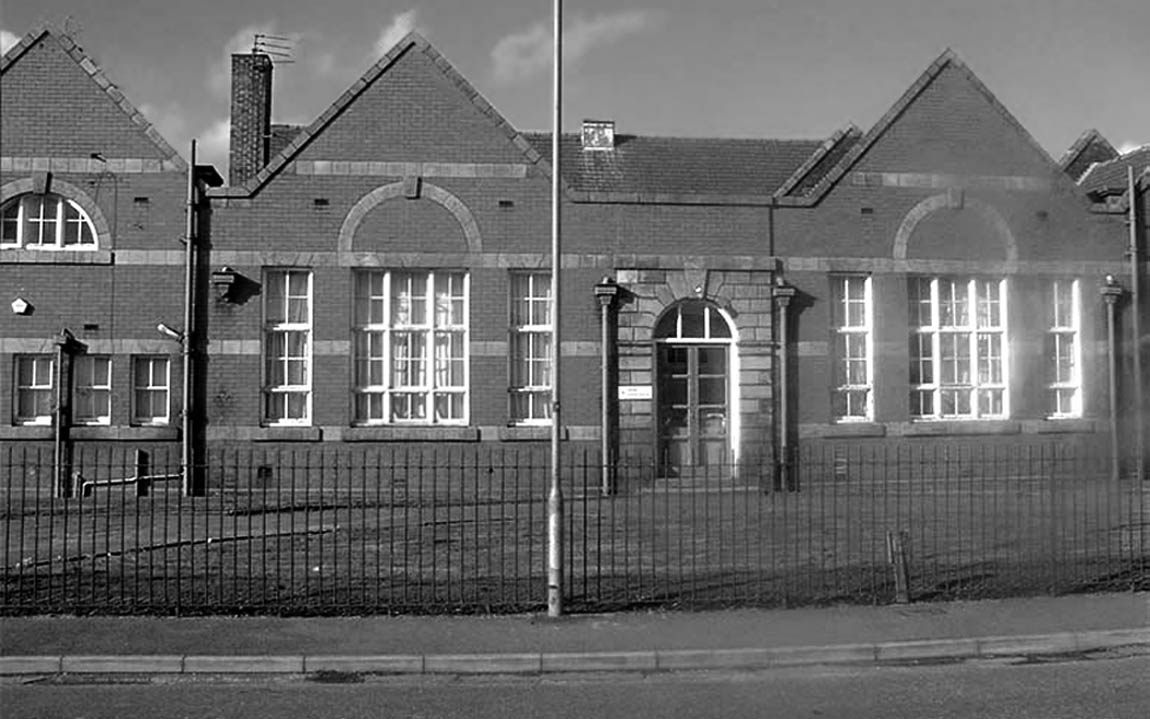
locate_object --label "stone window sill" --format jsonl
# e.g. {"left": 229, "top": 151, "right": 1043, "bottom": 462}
{"left": 341, "top": 426, "right": 480, "bottom": 442}
{"left": 0, "top": 249, "right": 113, "bottom": 264}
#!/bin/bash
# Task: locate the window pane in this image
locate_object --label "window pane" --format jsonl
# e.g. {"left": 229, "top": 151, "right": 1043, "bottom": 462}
{"left": 941, "top": 388, "right": 970, "bottom": 416}
{"left": 285, "top": 392, "right": 308, "bottom": 419}
{"left": 698, "top": 347, "right": 726, "bottom": 374}
{"left": 979, "top": 389, "right": 1003, "bottom": 416}
{"left": 434, "top": 393, "right": 464, "bottom": 421}
{"left": 266, "top": 273, "right": 286, "bottom": 323}
{"left": 74, "top": 356, "right": 111, "bottom": 423}
{"left": 434, "top": 273, "right": 465, "bottom": 326}
{"left": 133, "top": 356, "right": 169, "bottom": 424}
{"left": 392, "top": 273, "right": 427, "bottom": 325}
{"left": 940, "top": 333, "right": 970, "bottom": 384}
{"left": 680, "top": 304, "right": 704, "bottom": 338}
{"left": 391, "top": 392, "right": 427, "bottom": 421}
{"left": 1, "top": 201, "right": 19, "bottom": 243}
{"left": 977, "top": 333, "right": 1002, "bottom": 384}
{"left": 977, "top": 280, "right": 1000, "bottom": 328}
{"left": 662, "top": 376, "right": 688, "bottom": 406}
{"left": 708, "top": 308, "right": 731, "bottom": 338}
{"left": 910, "top": 390, "right": 933, "bottom": 417}
{"left": 27, "top": 197, "right": 58, "bottom": 246}
{"left": 698, "top": 377, "right": 726, "bottom": 405}
{"left": 908, "top": 278, "right": 932, "bottom": 327}
{"left": 940, "top": 280, "right": 968, "bottom": 326}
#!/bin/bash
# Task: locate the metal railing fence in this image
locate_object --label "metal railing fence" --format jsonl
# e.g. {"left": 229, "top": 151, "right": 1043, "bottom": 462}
{"left": 2, "top": 441, "right": 1146, "bottom": 614}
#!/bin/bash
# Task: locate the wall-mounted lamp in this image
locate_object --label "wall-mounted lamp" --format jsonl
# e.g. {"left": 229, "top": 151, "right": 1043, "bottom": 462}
{"left": 156, "top": 323, "right": 185, "bottom": 342}
{"left": 212, "top": 266, "right": 239, "bottom": 302}
{"left": 1100, "top": 274, "right": 1124, "bottom": 305}
{"left": 11, "top": 297, "right": 33, "bottom": 316}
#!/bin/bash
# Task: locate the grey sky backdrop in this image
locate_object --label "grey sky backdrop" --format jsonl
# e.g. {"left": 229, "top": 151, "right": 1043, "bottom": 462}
{"left": 2, "top": 0, "right": 1146, "bottom": 178}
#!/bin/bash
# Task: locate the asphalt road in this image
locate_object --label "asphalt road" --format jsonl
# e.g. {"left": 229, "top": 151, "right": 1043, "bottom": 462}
{"left": 3, "top": 653, "right": 1148, "bottom": 719}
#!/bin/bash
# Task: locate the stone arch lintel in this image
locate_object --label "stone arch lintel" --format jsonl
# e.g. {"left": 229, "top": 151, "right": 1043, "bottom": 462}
{"left": 892, "top": 192, "right": 1018, "bottom": 265}
{"left": 338, "top": 181, "right": 482, "bottom": 254}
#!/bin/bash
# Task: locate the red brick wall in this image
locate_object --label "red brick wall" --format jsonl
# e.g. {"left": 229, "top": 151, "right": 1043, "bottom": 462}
{"left": 1, "top": 36, "right": 168, "bottom": 159}
{"left": 1, "top": 33, "right": 189, "bottom": 451}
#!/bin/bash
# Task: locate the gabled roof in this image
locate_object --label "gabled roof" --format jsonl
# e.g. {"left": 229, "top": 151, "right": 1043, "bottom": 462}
{"left": 776, "top": 49, "right": 1072, "bottom": 206}
{"left": 1059, "top": 129, "right": 1118, "bottom": 181}
{"left": 0, "top": 24, "right": 187, "bottom": 171}
{"left": 523, "top": 132, "right": 823, "bottom": 203}
{"left": 775, "top": 124, "right": 862, "bottom": 198}
{"left": 210, "top": 32, "right": 561, "bottom": 197}
{"left": 1079, "top": 145, "right": 1150, "bottom": 196}
{"left": 269, "top": 124, "right": 306, "bottom": 160}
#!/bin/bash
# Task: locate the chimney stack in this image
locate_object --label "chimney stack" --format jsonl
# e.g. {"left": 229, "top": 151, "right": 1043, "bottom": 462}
{"left": 581, "top": 119, "right": 615, "bottom": 151}
{"left": 229, "top": 53, "right": 273, "bottom": 186}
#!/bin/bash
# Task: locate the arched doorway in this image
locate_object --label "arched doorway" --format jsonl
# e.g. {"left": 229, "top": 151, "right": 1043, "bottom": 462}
{"left": 654, "top": 300, "right": 736, "bottom": 476}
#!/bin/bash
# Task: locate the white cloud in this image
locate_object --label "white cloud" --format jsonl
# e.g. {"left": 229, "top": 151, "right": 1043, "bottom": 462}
{"left": 311, "top": 51, "right": 338, "bottom": 77}
{"left": 374, "top": 9, "right": 419, "bottom": 58}
{"left": 196, "top": 118, "right": 232, "bottom": 178}
{"left": 491, "top": 10, "right": 657, "bottom": 84}
{"left": 1117, "top": 141, "right": 1146, "bottom": 155}
{"left": 139, "top": 102, "right": 190, "bottom": 147}
{"left": 1, "top": 28, "right": 20, "bottom": 54}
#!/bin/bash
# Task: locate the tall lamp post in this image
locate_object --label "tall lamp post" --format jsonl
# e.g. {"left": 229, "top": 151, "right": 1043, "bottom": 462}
{"left": 547, "top": 0, "right": 564, "bottom": 617}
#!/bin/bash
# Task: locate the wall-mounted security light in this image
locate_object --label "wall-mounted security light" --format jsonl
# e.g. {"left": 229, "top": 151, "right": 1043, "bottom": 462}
{"left": 11, "top": 297, "right": 33, "bottom": 315}
{"left": 156, "top": 323, "right": 185, "bottom": 341}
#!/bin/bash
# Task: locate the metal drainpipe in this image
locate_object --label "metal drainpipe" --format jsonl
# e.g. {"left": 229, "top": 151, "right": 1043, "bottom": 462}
{"left": 53, "top": 329, "right": 86, "bottom": 497}
{"left": 1101, "top": 277, "right": 1123, "bottom": 483}
{"left": 773, "top": 283, "right": 796, "bottom": 489}
{"left": 1128, "top": 167, "right": 1145, "bottom": 481}
{"left": 182, "top": 141, "right": 198, "bottom": 496}
{"left": 594, "top": 278, "right": 619, "bottom": 495}
{"left": 53, "top": 337, "right": 69, "bottom": 498}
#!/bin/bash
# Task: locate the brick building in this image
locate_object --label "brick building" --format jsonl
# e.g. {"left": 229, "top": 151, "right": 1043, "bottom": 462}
{"left": 1, "top": 27, "right": 219, "bottom": 480}
{"left": 3, "top": 28, "right": 1146, "bottom": 480}
{"left": 204, "top": 33, "right": 1146, "bottom": 478}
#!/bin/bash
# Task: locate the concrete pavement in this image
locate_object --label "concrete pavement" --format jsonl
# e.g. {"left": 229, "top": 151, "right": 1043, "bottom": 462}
{"left": 1, "top": 593, "right": 1147, "bottom": 676}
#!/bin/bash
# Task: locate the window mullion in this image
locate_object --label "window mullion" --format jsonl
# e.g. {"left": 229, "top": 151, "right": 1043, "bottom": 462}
{"left": 424, "top": 272, "right": 434, "bottom": 420}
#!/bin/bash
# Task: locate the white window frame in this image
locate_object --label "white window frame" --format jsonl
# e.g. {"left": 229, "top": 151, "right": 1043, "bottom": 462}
{"left": 352, "top": 269, "right": 469, "bottom": 425}
{"left": 831, "top": 275, "right": 873, "bottom": 421}
{"left": 1, "top": 193, "right": 98, "bottom": 250}
{"left": 1047, "top": 279, "right": 1082, "bottom": 418}
{"left": 73, "top": 355, "right": 112, "bottom": 425}
{"left": 909, "top": 276, "right": 1009, "bottom": 420}
{"left": 509, "top": 272, "right": 553, "bottom": 424}
{"left": 14, "top": 355, "right": 54, "bottom": 425}
{"left": 132, "top": 355, "right": 171, "bottom": 426}
{"left": 263, "top": 269, "right": 313, "bottom": 426}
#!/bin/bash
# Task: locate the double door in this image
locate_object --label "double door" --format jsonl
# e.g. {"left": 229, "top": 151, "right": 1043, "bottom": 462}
{"left": 657, "top": 343, "right": 729, "bottom": 476}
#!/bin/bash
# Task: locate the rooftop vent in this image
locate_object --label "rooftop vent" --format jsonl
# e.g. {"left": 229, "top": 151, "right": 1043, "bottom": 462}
{"left": 581, "top": 119, "right": 615, "bottom": 151}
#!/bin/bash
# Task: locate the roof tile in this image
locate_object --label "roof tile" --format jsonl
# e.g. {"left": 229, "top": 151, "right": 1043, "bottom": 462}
{"left": 1079, "top": 146, "right": 1150, "bottom": 195}
{"left": 524, "top": 133, "right": 822, "bottom": 197}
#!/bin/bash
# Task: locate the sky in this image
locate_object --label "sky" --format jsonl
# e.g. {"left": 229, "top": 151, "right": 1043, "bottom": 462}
{"left": 2, "top": 0, "right": 1147, "bottom": 177}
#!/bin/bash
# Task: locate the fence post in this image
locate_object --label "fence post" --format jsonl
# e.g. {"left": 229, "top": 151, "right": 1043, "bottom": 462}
{"left": 887, "top": 530, "right": 911, "bottom": 603}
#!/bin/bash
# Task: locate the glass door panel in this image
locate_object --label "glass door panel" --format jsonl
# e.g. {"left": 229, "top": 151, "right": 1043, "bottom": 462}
{"left": 657, "top": 343, "right": 729, "bottom": 476}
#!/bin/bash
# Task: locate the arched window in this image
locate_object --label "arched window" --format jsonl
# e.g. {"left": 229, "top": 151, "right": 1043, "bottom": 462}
{"left": 653, "top": 300, "right": 732, "bottom": 341}
{"left": 1, "top": 193, "right": 97, "bottom": 249}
